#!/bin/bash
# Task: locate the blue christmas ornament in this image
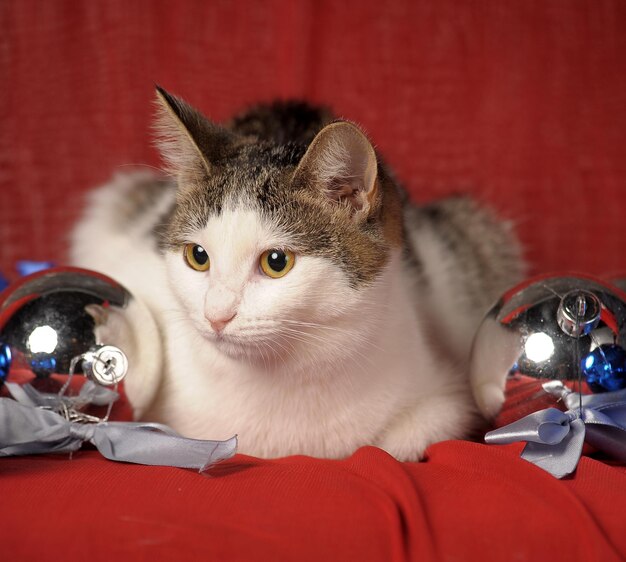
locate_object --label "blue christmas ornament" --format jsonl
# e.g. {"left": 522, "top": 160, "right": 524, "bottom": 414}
{"left": 0, "top": 274, "right": 8, "bottom": 293}
{"left": 582, "top": 344, "right": 626, "bottom": 393}
{"left": 16, "top": 260, "right": 56, "bottom": 277}
{"left": 0, "top": 342, "right": 11, "bottom": 382}
{"left": 29, "top": 356, "right": 57, "bottom": 377}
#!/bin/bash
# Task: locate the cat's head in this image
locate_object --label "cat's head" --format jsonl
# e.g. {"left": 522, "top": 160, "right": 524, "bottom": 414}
{"left": 155, "top": 87, "right": 404, "bottom": 367}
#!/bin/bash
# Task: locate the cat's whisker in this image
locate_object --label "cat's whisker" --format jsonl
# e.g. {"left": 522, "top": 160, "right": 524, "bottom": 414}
{"left": 279, "top": 330, "right": 372, "bottom": 379}
{"left": 260, "top": 341, "right": 273, "bottom": 371}
{"left": 277, "top": 320, "right": 382, "bottom": 353}
{"left": 266, "top": 336, "right": 297, "bottom": 367}
{"left": 277, "top": 330, "right": 311, "bottom": 348}
{"left": 252, "top": 341, "right": 264, "bottom": 369}
{"left": 277, "top": 318, "right": 365, "bottom": 336}
{"left": 279, "top": 327, "right": 364, "bottom": 368}
{"left": 278, "top": 333, "right": 328, "bottom": 372}
{"left": 270, "top": 339, "right": 296, "bottom": 372}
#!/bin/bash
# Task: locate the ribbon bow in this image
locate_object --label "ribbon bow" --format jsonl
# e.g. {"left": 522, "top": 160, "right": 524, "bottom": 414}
{"left": 0, "top": 384, "right": 237, "bottom": 471}
{"left": 485, "top": 381, "right": 626, "bottom": 478}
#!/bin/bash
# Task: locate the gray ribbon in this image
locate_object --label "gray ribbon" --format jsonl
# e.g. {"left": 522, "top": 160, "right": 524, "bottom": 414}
{"left": 0, "top": 386, "right": 237, "bottom": 471}
{"left": 485, "top": 381, "right": 626, "bottom": 478}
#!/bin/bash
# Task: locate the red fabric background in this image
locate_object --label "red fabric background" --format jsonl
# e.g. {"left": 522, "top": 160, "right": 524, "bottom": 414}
{"left": 1, "top": 1, "right": 626, "bottom": 279}
{"left": 2, "top": 1, "right": 626, "bottom": 561}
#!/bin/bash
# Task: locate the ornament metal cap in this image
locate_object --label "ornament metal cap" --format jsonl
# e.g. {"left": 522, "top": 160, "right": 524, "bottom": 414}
{"left": 81, "top": 345, "right": 128, "bottom": 387}
{"left": 557, "top": 290, "right": 601, "bottom": 338}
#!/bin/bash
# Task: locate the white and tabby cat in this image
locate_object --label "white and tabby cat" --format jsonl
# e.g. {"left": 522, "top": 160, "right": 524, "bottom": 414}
{"left": 70, "top": 88, "right": 524, "bottom": 460}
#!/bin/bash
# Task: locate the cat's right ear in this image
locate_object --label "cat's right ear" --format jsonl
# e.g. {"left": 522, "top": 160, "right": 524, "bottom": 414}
{"left": 154, "top": 86, "right": 234, "bottom": 180}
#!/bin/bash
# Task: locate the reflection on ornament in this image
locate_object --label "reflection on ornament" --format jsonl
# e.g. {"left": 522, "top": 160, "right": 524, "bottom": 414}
{"left": 0, "top": 342, "right": 11, "bottom": 382}
{"left": 16, "top": 260, "right": 55, "bottom": 277}
{"left": 524, "top": 332, "right": 555, "bottom": 363}
{"left": 30, "top": 356, "right": 57, "bottom": 375}
{"left": 27, "top": 325, "right": 59, "bottom": 354}
{"left": 582, "top": 344, "right": 626, "bottom": 392}
{"left": 470, "top": 275, "right": 626, "bottom": 418}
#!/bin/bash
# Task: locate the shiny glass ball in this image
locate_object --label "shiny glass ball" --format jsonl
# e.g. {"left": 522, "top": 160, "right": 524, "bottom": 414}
{"left": 0, "top": 267, "right": 162, "bottom": 418}
{"left": 0, "top": 268, "right": 128, "bottom": 377}
{"left": 470, "top": 275, "right": 626, "bottom": 417}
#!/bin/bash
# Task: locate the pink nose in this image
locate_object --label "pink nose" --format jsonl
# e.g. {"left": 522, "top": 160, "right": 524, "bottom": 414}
{"left": 209, "top": 313, "right": 236, "bottom": 333}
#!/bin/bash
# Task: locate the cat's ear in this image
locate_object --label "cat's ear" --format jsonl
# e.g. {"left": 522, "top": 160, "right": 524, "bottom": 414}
{"left": 154, "top": 86, "right": 234, "bottom": 179}
{"left": 292, "top": 121, "right": 378, "bottom": 216}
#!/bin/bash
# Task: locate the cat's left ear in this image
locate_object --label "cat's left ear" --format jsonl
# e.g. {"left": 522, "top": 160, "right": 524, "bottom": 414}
{"left": 292, "top": 121, "right": 379, "bottom": 217}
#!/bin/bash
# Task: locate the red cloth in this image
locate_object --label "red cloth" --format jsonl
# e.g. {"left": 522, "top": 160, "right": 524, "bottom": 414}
{"left": 2, "top": 1, "right": 626, "bottom": 560}
{"left": 2, "top": 443, "right": 625, "bottom": 561}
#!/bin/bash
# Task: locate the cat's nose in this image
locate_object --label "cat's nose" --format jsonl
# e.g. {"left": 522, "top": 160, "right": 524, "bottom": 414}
{"left": 208, "top": 313, "right": 236, "bottom": 333}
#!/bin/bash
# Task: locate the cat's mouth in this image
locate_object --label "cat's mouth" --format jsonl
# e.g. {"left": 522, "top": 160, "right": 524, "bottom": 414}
{"left": 194, "top": 317, "right": 344, "bottom": 365}
{"left": 197, "top": 327, "right": 287, "bottom": 363}
{"left": 216, "top": 337, "right": 287, "bottom": 365}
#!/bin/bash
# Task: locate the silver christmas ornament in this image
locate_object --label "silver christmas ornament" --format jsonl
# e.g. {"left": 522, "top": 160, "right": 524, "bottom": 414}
{"left": 470, "top": 275, "right": 626, "bottom": 418}
{"left": 0, "top": 267, "right": 162, "bottom": 418}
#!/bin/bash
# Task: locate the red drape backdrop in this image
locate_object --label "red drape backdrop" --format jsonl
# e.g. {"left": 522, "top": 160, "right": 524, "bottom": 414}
{"left": 2, "top": 1, "right": 626, "bottom": 280}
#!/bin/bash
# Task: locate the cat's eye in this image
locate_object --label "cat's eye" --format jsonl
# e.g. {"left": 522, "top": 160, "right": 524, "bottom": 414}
{"left": 184, "top": 244, "right": 210, "bottom": 272}
{"left": 260, "top": 249, "right": 295, "bottom": 278}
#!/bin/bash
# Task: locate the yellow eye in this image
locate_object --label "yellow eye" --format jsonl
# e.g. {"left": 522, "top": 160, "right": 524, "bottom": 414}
{"left": 184, "top": 244, "right": 210, "bottom": 271}
{"left": 260, "top": 249, "right": 295, "bottom": 278}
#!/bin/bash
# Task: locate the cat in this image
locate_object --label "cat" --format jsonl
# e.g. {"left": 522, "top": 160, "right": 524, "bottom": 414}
{"left": 70, "top": 87, "right": 524, "bottom": 460}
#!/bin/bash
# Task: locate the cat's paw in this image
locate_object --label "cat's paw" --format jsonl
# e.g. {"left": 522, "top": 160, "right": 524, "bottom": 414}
{"left": 469, "top": 314, "right": 520, "bottom": 419}
{"left": 376, "top": 391, "right": 478, "bottom": 462}
{"left": 472, "top": 381, "right": 505, "bottom": 420}
{"left": 377, "top": 436, "right": 428, "bottom": 462}
{"left": 375, "top": 412, "right": 439, "bottom": 462}
{"left": 85, "top": 299, "right": 163, "bottom": 419}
